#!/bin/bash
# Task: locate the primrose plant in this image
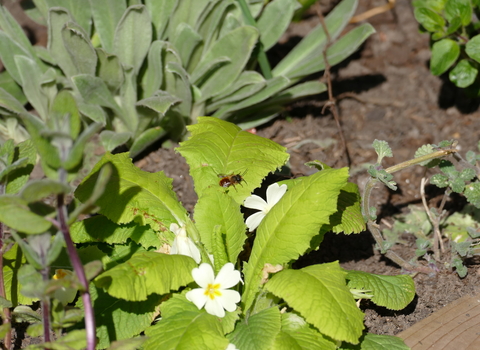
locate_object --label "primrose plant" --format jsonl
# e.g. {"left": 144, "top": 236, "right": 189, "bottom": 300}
{"left": 34, "top": 117, "right": 412, "bottom": 349}
{"left": 0, "top": 0, "right": 374, "bottom": 156}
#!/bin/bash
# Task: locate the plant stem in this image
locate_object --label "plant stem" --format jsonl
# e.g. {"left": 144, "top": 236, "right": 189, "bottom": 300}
{"left": 40, "top": 268, "right": 52, "bottom": 343}
{"left": 0, "top": 183, "right": 11, "bottom": 350}
{"left": 56, "top": 179, "right": 96, "bottom": 350}
{"left": 362, "top": 147, "right": 457, "bottom": 274}
{"left": 236, "top": 0, "right": 273, "bottom": 79}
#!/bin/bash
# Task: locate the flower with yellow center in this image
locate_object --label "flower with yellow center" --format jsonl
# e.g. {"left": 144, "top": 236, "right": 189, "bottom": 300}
{"left": 52, "top": 269, "right": 78, "bottom": 306}
{"left": 186, "top": 263, "right": 241, "bottom": 318}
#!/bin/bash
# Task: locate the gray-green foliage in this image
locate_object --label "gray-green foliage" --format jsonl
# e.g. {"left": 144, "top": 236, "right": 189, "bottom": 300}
{"left": 413, "top": 0, "right": 480, "bottom": 93}
{"left": 0, "top": 0, "right": 374, "bottom": 157}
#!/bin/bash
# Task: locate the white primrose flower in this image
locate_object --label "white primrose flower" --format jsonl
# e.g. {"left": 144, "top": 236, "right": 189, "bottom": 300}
{"left": 243, "top": 183, "right": 288, "bottom": 232}
{"left": 225, "top": 344, "right": 239, "bottom": 350}
{"left": 170, "top": 223, "right": 201, "bottom": 264}
{"left": 186, "top": 263, "right": 241, "bottom": 318}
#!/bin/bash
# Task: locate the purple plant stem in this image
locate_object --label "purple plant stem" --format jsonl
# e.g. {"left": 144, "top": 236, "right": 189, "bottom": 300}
{"left": 56, "top": 193, "right": 96, "bottom": 350}
{"left": 40, "top": 268, "right": 52, "bottom": 344}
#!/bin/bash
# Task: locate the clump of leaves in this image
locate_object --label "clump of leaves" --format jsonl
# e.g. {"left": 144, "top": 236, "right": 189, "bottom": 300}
{"left": 413, "top": 0, "right": 480, "bottom": 94}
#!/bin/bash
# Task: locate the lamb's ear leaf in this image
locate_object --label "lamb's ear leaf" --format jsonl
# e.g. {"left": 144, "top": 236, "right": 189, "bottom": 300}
{"left": 177, "top": 117, "right": 289, "bottom": 204}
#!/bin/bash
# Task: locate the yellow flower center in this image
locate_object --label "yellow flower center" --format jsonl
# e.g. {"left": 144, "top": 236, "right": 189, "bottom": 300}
{"left": 53, "top": 269, "right": 68, "bottom": 280}
{"left": 204, "top": 283, "right": 222, "bottom": 300}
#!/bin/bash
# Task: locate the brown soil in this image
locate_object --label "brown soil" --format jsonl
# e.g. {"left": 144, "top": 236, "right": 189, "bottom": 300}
{"left": 4, "top": 0, "right": 480, "bottom": 346}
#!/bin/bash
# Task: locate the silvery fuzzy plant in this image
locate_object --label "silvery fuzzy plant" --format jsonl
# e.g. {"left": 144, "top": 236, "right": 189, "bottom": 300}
{"left": 0, "top": 0, "right": 374, "bottom": 157}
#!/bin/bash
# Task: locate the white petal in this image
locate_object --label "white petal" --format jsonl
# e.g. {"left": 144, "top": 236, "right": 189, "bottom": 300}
{"left": 266, "top": 183, "right": 287, "bottom": 206}
{"left": 186, "top": 288, "right": 208, "bottom": 310}
{"left": 218, "top": 289, "right": 241, "bottom": 312}
{"left": 169, "top": 223, "right": 180, "bottom": 234}
{"left": 204, "top": 297, "right": 226, "bottom": 318}
{"left": 192, "top": 263, "right": 214, "bottom": 287}
{"left": 170, "top": 238, "right": 179, "bottom": 254}
{"left": 187, "top": 239, "right": 201, "bottom": 264}
{"left": 215, "top": 263, "right": 241, "bottom": 288}
{"left": 243, "top": 195, "right": 268, "bottom": 211}
{"left": 226, "top": 344, "right": 238, "bottom": 350}
{"left": 245, "top": 211, "right": 266, "bottom": 232}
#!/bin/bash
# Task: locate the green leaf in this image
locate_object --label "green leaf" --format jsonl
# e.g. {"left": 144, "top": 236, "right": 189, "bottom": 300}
{"left": 0, "top": 87, "right": 28, "bottom": 115}
{"left": 228, "top": 307, "right": 281, "bottom": 350}
{"left": 113, "top": 5, "right": 152, "bottom": 74}
{"left": 444, "top": 0, "right": 472, "bottom": 26}
{"left": 329, "top": 182, "right": 365, "bottom": 234}
{"left": 136, "top": 91, "right": 181, "bottom": 116}
{"left": 171, "top": 23, "right": 203, "bottom": 69}
{"left": 276, "top": 312, "right": 336, "bottom": 350}
{"left": 15, "top": 55, "right": 48, "bottom": 120}
{"left": 89, "top": 0, "right": 127, "bottom": 53}
{"left": 129, "top": 127, "right": 167, "bottom": 158}
{"left": 0, "top": 195, "right": 52, "bottom": 234}
{"left": 144, "top": 0, "right": 177, "bottom": 39}
{"left": 177, "top": 117, "right": 289, "bottom": 204}
{"left": 430, "top": 38, "right": 460, "bottom": 75}
{"left": 464, "top": 183, "right": 480, "bottom": 208}
{"left": 99, "top": 130, "right": 131, "bottom": 152}
{"left": 50, "top": 90, "right": 81, "bottom": 139}
{"left": 72, "top": 74, "right": 121, "bottom": 113}
{"left": 75, "top": 152, "right": 188, "bottom": 229}
{"left": 95, "top": 251, "right": 196, "bottom": 301}
{"left": 20, "top": 179, "right": 70, "bottom": 203}
{"left": 144, "top": 311, "right": 229, "bottom": 350}
{"left": 2, "top": 244, "right": 37, "bottom": 306}
{"left": 466, "top": 34, "right": 480, "bottom": 63}
{"left": 196, "top": 26, "right": 259, "bottom": 100}
{"left": 413, "top": 7, "right": 445, "bottom": 32}
{"left": 242, "top": 168, "right": 349, "bottom": 311}
{"left": 340, "top": 333, "right": 410, "bottom": 350}
{"left": 273, "top": 0, "right": 358, "bottom": 78}
{"left": 373, "top": 139, "right": 393, "bottom": 162}
{"left": 47, "top": 7, "right": 77, "bottom": 78}
{"left": 265, "top": 262, "right": 364, "bottom": 344}
{"left": 83, "top": 284, "right": 161, "bottom": 349}
{"left": 194, "top": 187, "right": 247, "bottom": 264}
{"left": 257, "top": 0, "right": 299, "bottom": 51}
{"left": 141, "top": 40, "right": 165, "bottom": 98}
{"left": 62, "top": 21, "right": 97, "bottom": 76}
{"left": 4, "top": 139, "right": 36, "bottom": 194}
{"left": 346, "top": 271, "right": 415, "bottom": 310}
{"left": 0, "top": 71, "right": 27, "bottom": 106}
{"left": 96, "top": 49, "right": 125, "bottom": 93}
{"left": 63, "top": 122, "right": 103, "bottom": 171}
{"left": 446, "top": 16, "right": 462, "bottom": 35}
{"left": 70, "top": 214, "right": 162, "bottom": 249}
{"left": 0, "top": 31, "right": 34, "bottom": 85}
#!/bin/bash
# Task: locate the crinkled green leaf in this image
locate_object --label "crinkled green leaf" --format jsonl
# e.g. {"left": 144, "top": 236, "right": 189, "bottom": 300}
{"left": 227, "top": 307, "right": 281, "bottom": 350}
{"left": 242, "top": 168, "right": 349, "bottom": 311}
{"left": 78, "top": 284, "right": 160, "bottom": 349}
{"left": 2, "top": 244, "right": 37, "bottom": 306}
{"left": 194, "top": 187, "right": 247, "bottom": 264}
{"left": 94, "top": 251, "right": 196, "bottom": 301}
{"left": 466, "top": 34, "right": 480, "bottom": 63}
{"left": 346, "top": 270, "right": 415, "bottom": 310}
{"left": 144, "top": 311, "right": 229, "bottom": 350}
{"left": 4, "top": 139, "right": 35, "bottom": 194}
{"left": 273, "top": 312, "right": 336, "bottom": 350}
{"left": 177, "top": 117, "right": 289, "bottom": 204}
{"left": 113, "top": 5, "right": 152, "bottom": 74}
{"left": 444, "top": 0, "right": 472, "bottom": 26}
{"left": 430, "top": 38, "right": 460, "bottom": 75}
{"left": 70, "top": 215, "right": 162, "bottom": 249}
{"left": 340, "top": 333, "right": 410, "bottom": 350}
{"left": 465, "top": 182, "right": 480, "bottom": 208}
{"left": 75, "top": 152, "right": 187, "bottom": 230}
{"left": 330, "top": 182, "right": 365, "bottom": 234}
{"left": 373, "top": 139, "right": 393, "bottom": 162}
{"left": 265, "top": 262, "right": 364, "bottom": 344}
